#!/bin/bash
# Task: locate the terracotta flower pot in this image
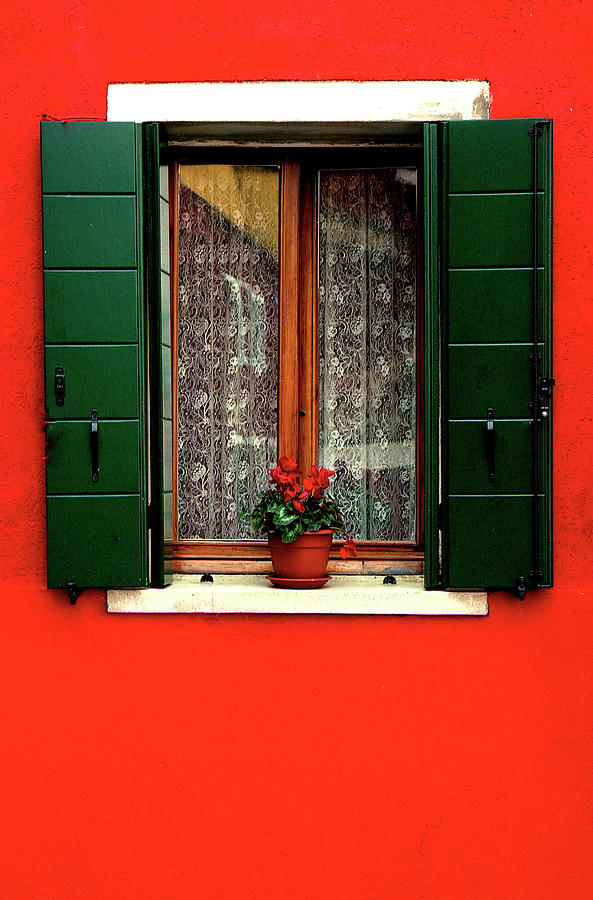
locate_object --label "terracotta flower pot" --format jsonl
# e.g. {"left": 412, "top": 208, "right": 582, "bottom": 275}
{"left": 268, "top": 529, "right": 333, "bottom": 579}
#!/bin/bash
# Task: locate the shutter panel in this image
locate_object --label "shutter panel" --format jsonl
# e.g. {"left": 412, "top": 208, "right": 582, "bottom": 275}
{"left": 142, "top": 124, "right": 173, "bottom": 587}
{"left": 439, "top": 118, "right": 553, "bottom": 593}
{"left": 42, "top": 122, "right": 149, "bottom": 589}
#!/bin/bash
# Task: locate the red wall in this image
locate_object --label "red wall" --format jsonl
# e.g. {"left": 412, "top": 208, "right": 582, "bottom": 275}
{"left": 1, "top": 1, "right": 592, "bottom": 897}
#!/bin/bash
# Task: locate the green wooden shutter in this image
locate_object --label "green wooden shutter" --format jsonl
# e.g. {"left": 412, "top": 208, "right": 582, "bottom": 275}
{"left": 424, "top": 118, "right": 553, "bottom": 593}
{"left": 142, "top": 124, "right": 173, "bottom": 588}
{"left": 423, "top": 124, "right": 441, "bottom": 589}
{"left": 42, "top": 121, "right": 150, "bottom": 590}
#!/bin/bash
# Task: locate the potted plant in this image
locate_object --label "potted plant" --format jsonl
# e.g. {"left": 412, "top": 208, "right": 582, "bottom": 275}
{"left": 243, "top": 456, "right": 357, "bottom": 587}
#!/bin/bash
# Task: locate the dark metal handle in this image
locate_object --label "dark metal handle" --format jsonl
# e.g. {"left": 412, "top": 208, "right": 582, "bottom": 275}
{"left": 538, "top": 376, "right": 555, "bottom": 420}
{"left": 90, "top": 410, "right": 99, "bottom": 483}
{"left": 54, "top": 366, "right": 65, "bottom": 407}
{"left": 486, "top": 408, "right": 495, "bottom": 482}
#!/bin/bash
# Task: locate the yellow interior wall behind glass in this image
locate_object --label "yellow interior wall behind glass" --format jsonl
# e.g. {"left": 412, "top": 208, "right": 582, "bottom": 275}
{"left": 179, "top": 164, "right": 279, "bottom": 259}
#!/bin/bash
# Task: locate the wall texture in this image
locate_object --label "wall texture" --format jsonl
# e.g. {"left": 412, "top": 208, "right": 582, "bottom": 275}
{"left": 0, "top": 1, "right": 592, "bottom": 897}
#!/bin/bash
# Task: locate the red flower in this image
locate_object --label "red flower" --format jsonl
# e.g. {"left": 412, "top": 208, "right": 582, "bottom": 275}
{"left": 283, "top": 472, "right": 302, "bottom": 501}
{"left": 303, "top": 474, "right": 318, "bottom": 498}
{"left": 339, "top": 537, "right": 358, "bottom": 559}
{"left": 303, "top": 471, "right": 322, "bottom": 498}
{"left": 278, "top": 455, "right": 299, "bottom": 473}
{"left": 271, "top": 458, "right": 336, "bottom": 504}
{"left": 292, "top": 498, "right": 306, "bottom": 513}
{"left": 270, "top": 465, "right": 289, "bottom": 485}
{"left": 317, "top": 466, "right": 334, "bottom": 487}
{"left": 303, "top": 464, "right": 336, "bottom": 499}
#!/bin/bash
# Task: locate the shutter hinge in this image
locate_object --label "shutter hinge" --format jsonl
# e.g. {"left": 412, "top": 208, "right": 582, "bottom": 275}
{"left": 516, "top": 576, "right": 527, "bottom": 601}
{"left": 516, "top": 572, "right": 546, "bottom": 601}
{"left": 66, "top": 582, "right": 81, "bottom": 605}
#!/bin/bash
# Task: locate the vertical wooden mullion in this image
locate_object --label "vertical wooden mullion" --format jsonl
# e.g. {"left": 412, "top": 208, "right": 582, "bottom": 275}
{"left": 298, "top": 165, "right": 318, "bottom": 474}
{"left": 278, "top": 159, "right": 300, "bottom": 462}
{"left": 170, "top": 162, "right": 179, "bottom": 541}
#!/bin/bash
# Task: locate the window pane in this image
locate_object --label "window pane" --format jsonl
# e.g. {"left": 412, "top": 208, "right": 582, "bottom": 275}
{"left": 177, "top": 165, "right": 280, "bottom": 539}
{"left": 318, "top": 168, "right": 417, "bottom": 542}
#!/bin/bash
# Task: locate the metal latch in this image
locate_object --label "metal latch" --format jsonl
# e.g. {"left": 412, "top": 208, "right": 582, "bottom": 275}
{"left": 486, "top": 408, "right": 495, "bottom": 482}
{"left": 54, "top": 366, "right": 65, "bottom": 407}
{"left": 90, "top": 410, "right": 99, "bottom": 482}
{"left": 538, "top": 377, "right": 555, "bottom": 419}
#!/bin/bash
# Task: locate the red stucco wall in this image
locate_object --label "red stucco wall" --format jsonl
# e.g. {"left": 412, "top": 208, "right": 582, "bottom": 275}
{"left": 1, "top": 1, "right": 592, "bottom": 897}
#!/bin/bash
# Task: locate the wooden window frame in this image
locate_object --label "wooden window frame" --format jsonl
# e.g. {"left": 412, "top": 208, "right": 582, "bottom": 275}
{"left": 168, "top": 147, "right": 424, "bottom": 575}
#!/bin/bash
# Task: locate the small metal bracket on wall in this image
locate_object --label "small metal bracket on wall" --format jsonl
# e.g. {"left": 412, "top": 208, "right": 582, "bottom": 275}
{"left": 67, "top": 582, "right": 81, "bottom": 605}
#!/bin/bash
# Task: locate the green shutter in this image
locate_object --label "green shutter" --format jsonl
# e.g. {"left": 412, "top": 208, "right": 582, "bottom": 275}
{"left": 42, "top": 121, "right": 149, "bottom": 590}
{"left": 142, "top": 124, "right": 173, "bottom": 587}
{"left": 430, "top": 118, "right": 553, "bottom": 593}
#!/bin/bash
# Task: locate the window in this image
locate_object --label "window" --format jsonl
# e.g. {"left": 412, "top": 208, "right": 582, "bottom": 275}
{"left": 168, "top": 150, "right": 423, "bottom": 574}
{"left": 41, "top": 116, "right": 553, "bottom": 597}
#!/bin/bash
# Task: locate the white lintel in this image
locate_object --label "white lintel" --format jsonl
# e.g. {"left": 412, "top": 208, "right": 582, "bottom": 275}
{"left": 107, "top": 80, "right": 490, "bottom": 124}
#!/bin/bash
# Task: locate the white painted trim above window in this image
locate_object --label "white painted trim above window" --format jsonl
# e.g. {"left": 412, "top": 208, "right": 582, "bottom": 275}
{"left": 107, "top": 80, "right": 490, "bottom": 123}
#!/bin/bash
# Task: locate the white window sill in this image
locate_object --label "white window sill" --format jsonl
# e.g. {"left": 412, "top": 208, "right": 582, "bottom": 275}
{"left": 107, "top": 575, "right": 488, "bottom": 616}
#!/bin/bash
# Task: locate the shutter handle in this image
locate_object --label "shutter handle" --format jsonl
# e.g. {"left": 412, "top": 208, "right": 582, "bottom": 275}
{"left": 486, "top": 408, "right": 495, "bottom": 483}
{"left": 90, "top": 410, "right": 99, "bottom": 483}
{"left": 54, "top": 366, "right": 65, "bottom": 407}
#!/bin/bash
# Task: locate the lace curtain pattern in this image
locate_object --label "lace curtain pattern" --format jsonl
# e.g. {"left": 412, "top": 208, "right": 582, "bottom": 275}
{"left": 318, "top": 168, "right": 417, "bottom": 542}
{"left": 177, "top": 167, "right": 280, "bottom": 540}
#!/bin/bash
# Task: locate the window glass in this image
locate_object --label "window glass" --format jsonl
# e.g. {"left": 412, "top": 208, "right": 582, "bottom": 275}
{"left": 176, "top": 165, "right": 280, "bottom": 539}
{"left": 318, "top": 167, "right": 417, "bottom": 541}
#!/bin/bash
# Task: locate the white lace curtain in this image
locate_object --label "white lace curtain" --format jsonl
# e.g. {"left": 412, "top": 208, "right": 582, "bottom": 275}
{"left": 177, "top": 164, "right": 417, "bottom": 543}
{"left": 176, "top": 166, "right": 280, "bottom": 540}
{"left": 318, "top": 168, "right": 417, "bottom": 542}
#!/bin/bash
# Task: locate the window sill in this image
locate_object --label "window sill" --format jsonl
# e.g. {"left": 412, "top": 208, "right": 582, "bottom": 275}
{"left": 107, "top": 575, "right": 488, "bottom": 616}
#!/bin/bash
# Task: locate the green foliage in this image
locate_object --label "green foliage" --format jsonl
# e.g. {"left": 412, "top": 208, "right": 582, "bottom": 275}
{"left": 242, "top": 485, "right": 348, "bottom": 544}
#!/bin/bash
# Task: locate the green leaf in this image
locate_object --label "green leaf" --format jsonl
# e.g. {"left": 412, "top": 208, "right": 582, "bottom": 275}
{"left": 272, "top": 505, "right": 298, "bottom": 527}
{"left": 302, "top": 516, "right": 322, "bottom": 532}
{"left": 282, "top": 519, "right": 304, "bottom": 543}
